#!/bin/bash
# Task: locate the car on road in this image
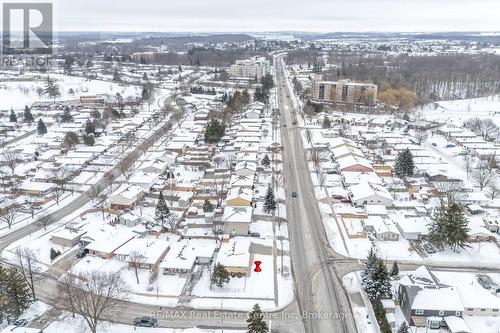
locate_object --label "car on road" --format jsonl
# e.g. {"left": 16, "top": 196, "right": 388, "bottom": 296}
{"left": 134, "top": 317, "right": 158, "bottom": 327}
{"left": 291, "top": 192, "right": 298, "bottom": 198}
{"left": 13, "top": 319, "right": 28, "bottom": 327}
{"left": 292, "top": 121, "right": 297, "bottom": 125}
{"left": 432, "top": 142, "right": 437, "bottom": 147}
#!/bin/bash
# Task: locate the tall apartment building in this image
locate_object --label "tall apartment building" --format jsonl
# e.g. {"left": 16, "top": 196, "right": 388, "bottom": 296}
{"left": 229, "top": 57, "right": 271, "bottom": 80}
{"left": 313, "top": 80, "right": 378, "bottom": 106}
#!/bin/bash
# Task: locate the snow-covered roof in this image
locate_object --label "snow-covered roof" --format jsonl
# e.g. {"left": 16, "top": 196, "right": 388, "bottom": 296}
{"left": 412, "top": 287, "right": 464, "bottom": 312}
{"left": 223, "top": 206, "right": 252, "bottom": 223}
{"left": 114, "top": 237, "right": 170, "bottom": 265}
{"left": 350, "top": 182, "right": 393, "bottom": 202}
{"left": 337, "top": 155, "right": 373, "bottom": 171}
{"left": 216, "top": 237, "right": 251, "bottom": 268}
{"left": 225, "top": 187, "right": 253, "bottom": 203}
{"left": 160, "top": 239, "right": 217, "bottom": 270}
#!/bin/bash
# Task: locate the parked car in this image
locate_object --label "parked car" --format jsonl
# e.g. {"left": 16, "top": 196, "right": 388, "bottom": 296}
{"left": 134, "top": 317, "right": 158, "bottom": 327}
{"left": 76, "top": 248, "right": 89, "bottom": 259}
{"left": 422, "top": 242, "right": 437, "bottom": 254}
{"left": 477, "top": 275, "right": 493, "bottom": 289}
{"left": 291, "top": 192, "right": 298, "bottom": 198}
{"left": 13, "top": 319, "right": 28, "bottom": 327}
{"left": 432, "top": 142, "right": 437, "bottom": 147}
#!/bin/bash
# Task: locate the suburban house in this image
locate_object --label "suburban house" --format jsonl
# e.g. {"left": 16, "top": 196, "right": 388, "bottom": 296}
{"left": 86, "top": 229, "right": 135, "bottom": 259}
{"left": 114, "top": 237, "right": 170, "bottom": 270}
{"left": 216, "top": 237, "right": 252, "bottom": 277}
{"left": 109, "top": 184, "right": 144, "bottom": 210}
{"left": 225, "top": 187, "right": 253, "bottom": 206}
{"left": 160, "top": 239, "right": 217, "bottom": 276}
{"left": 348, "top": 181, "right": 394, "bottom": 207}
{"left": 399, "top": 266, "right": 464, "bottom": 328}
{"left": 223, "top": 206, "right": 252, "bottom": 236}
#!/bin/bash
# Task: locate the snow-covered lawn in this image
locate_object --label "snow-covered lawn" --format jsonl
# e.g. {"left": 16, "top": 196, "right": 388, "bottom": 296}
{"left": 0, "top": 74, "right": 142, "bottom": 110}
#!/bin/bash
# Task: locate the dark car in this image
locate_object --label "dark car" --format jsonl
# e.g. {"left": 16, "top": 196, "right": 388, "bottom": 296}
{"left": 13, "top": 319, "right": 28, "bottom": 327}
{"left": 432, "top": 142, "right": 437, "bottom": 147}
{"left": 76, "top": 248, "right": 89, "bottom": 259}
{"left": 134, "top": 317, "right": 158, "bottom": 327}
{"left": 291, "top": 192, "right": 298, "bottom": 198}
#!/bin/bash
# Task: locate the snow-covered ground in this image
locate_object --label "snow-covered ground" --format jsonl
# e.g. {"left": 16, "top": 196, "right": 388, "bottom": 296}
{"left": 0, "top": 74, "right": 141, "bottom": 110}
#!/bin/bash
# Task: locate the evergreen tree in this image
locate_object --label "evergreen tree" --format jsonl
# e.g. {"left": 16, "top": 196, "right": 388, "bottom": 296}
{"left": 427, "top": 202, "right": 470, "bottom": 252}
{"left": 83, "top": 134, "right": 95, "bottom": 146}
{"left": 361, "top": 249, "right": 392, "bottom": 300}
{"left": 37, "top": 119, "right": 47, "bottom": 135}
{"left": 204, "top": 119, "right": 225, "bottom": 144}
{"left": 203, "top": 199, "right": 214, "bottom": 213}
{"left": 322, "top": 116, "right": 332, "bottom": 128}
{"left": 397, "top": 322, "right": 409, "bottom": 333}
{"left": 264, "top": 185, "right": 277, "bottom": 213}
{"left": 261, "top": 154, "right": 271, "bottom": 168}
{"left": 43, "top": 77, "right": 60, "bottom": 101}
{"left": 393, "top": 148, "right": 414, "bottom": 178}
{"left": 447, "top": 202, "right": 470, "bottom": 251}
{"left": 211, "top": 263, "right": 230, "bottom": 288}
{"left": 9, "top": 108, "right": 17, "bottom": 123}
{"left": 155, "top": 192, "right": 170, "bottom": 227}
{"left": 246, "top": 303, "right": 269, "bottom": 333}
{"left": 62, "top": 131, "right": 79, "bottom": 148}
{"left": 85, "top": 119, "right": 96, "bottom": 135}
{"left": 390, "top": 261, "right": 399, "bottom": 277}
{"left": 1, "top": 267, "right": 32, "bottom": 321}
{"left": 23, "top": 105, "right": 34, "bottom": 124}
{"left": 113, "top": 68, "right": 121, "bottom": 81}
{"left": 61, "top": 106, "right": 73, "bottom": 122}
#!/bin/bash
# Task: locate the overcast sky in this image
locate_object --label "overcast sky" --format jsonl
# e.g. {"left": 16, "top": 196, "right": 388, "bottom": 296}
{"left": 54, "top": 0, "right": 500, "bottom": 32}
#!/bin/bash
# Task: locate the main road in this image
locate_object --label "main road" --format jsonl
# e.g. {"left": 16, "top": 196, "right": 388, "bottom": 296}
{"left": 275, "top": 54, "right": 357, "bottom": 333}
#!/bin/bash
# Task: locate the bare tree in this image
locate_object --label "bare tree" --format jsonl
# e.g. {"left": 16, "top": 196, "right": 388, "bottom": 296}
{"left": 414, "top": 129, "right": 428, "bottom": 145}
{"left": 208, "top": 171, "right": 230, "bottom": 207}
{"left": 434, "top": 182, "right": 466, "bottom": 204}
{"left": 51, "top": 167, "right": 73, "bottom": 192}
{"left": 163, "top": 185, "right": 177, "bottom": 206}
{"left": 165, "top": 212, "right": 179, "bottom": 233}
{"left": 23, "top": 197, "right": 40, "bottom": 219}
{"left": 489, "top": 182, "right": 500, "bottom": 200}
{"left": 94, "top": 194, "right": 108, "bottom": 220}
{"left": 463, "top": 152, "right": 473, "bottom": 179}
{"left": 118, "top": 155, "right": 136, "bottom": 179}
{"left": 37, "top": 214, "right": 53, "bottom": 231}
{"left": 1, "top": 150, "right": 21, "bottom": 174}
{"left": 318, "top": 170, "right": 327, "bottom": 188}
{"left": 479, "top": 118, "right": 499, "bottom": 141}
{"left": 0, "top": 205, "right": 18, "bottom": 229}
{"left": 62, "top": 270, "right": 130, "bottom": 333}
{"left": 473, "top": 163, "right": 494, "bottom": 190}
{"left": 14, "top": 247, "right": 41, "bottom": 300}
{"left": 86, "top": 184, "right": 104, "bottom": 203}
{"left": 309, "top": 148, "right": 325, "bottom": 173}
{"left": 337, "top": 121, "right": 351, "bottom": 137}
{"left": 128, "top": 251, "right": 145, "bottom": 284}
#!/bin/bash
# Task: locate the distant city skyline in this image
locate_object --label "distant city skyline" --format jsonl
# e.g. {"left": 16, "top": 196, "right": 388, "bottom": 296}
{"left": 54, "top": 0, "right": 500, "bottom": 32}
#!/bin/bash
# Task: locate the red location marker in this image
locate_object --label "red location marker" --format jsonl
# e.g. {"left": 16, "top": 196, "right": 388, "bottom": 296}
{"left": 254, "top": 260, "right": 262, "bottom": 272}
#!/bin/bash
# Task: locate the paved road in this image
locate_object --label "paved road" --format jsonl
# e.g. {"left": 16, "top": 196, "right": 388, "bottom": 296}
{"left": 275, "top": 55, "right": 357, "bottom": 333}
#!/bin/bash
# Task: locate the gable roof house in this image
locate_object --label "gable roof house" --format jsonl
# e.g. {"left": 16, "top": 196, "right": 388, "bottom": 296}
{"left": 348, "top": 182, "right": 394, "bottom": 207}
{"left": 109, "top": 184, "right": 144, "bottom": 210}
{"left": 223, "top": 206, "right": 252, "bottom": 236}
{"left": 398, "top": 266, "right": 464, "bottom": 328}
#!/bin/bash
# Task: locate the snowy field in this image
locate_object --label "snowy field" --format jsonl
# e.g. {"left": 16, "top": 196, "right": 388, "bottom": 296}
{"left": 417, "top": 94, "right": 500, "bottom": 126}
{"left": 0, "top": 74, "right": 142, "bottom": 110}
